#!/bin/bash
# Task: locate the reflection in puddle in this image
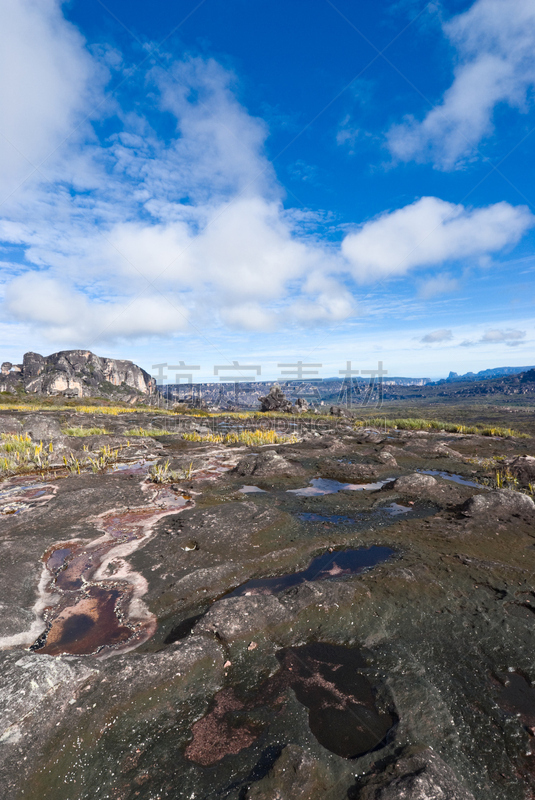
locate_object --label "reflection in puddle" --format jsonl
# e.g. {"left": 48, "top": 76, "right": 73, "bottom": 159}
{"left": 417, "top": 470, "right": 483, "bottom": 488}
{"left": 288, "top": 477, "right": 392, "bottom": 496}
{"left": 229, "top": 545, "right": 394, "bottom": 597}
{"left": 239, "top": 485, "right": 268, "bottom": 494}
{"left": 385, "top": 502, "right": 412, "bottom": 516}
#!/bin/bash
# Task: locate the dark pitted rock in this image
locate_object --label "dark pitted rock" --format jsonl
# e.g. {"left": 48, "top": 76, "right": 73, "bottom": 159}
{"left": 355, "top": 748, "right": 475, "bottom": 799}
{"left": 506, "top": 455, "right": 535, "bottom": 487}
{"left": 319, "top": 458, "right": 378, "bottom": 482}
{"left": 393, "top": 473, "right": 438, "bottom": 492}
{"left": 404, "top": 440, "right": 463, "bottom": 460}
{"left": 193, "top": 595, "right": 291, "bottom": 640}
{"left": 376, "top": 446, "right": 399, "bottom": 466}
{"left": 462, "top": 489, "right": 535, "bottom": 519}
{"left": 22, "top": 352, "right": 46, "bottom": 379}
{"left": 21, "top": 413, "right": 63, "bottom": 441}
{"left": 259, "top": 384, "right": 294, "bottom": 413}
{"left": 246, "top": 744, "right": 340, "bottom": 799}
{"left": 233, "top": 450, "right": 304, "bottom": 477}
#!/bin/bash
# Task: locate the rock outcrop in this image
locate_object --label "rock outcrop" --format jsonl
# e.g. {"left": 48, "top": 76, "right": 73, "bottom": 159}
{"left": 356, "top": 748, "right": 476, "bottom": 799}
{"left": 462, "top": 488, "right": 535, "bottom": 519}
{"left": 0, "top": 350, "right": 156, "bottom": 399}
{"left": 259, "top": 385, "right": 311, "bottom": 413}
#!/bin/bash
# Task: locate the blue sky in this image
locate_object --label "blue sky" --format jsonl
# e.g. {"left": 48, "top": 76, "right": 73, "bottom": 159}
{"left": 0, "top": 0, "right": 534, "bottom": 381}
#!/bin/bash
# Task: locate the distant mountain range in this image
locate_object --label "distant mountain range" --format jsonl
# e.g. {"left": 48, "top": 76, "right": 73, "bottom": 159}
{"left": 436, "top": 366, "right": 535, "bottom": 384}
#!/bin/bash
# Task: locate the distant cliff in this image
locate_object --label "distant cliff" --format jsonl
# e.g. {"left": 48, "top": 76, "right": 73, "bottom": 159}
{"left": 0, "top": 350, "right": 156, "bottom": 400}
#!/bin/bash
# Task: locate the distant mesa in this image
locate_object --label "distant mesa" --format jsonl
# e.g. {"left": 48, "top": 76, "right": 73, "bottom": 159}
{"left": 0, "top": 350, "right": 156, "bottom": 401}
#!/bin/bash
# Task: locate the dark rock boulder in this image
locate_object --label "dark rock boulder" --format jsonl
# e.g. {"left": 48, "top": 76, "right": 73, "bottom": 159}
{"left": 193, "top": 595, "right": 291, "bottom": 640}
{"left": 259, "top": 385, "right": 294, "bottom": 413}
{"left": 319, "top": 458, "right": 378, "bottom": 482}
{"left": 233, "top": 450, "right": 304, "bottom": 477}
{"left": 462, "top": 489, "right": 535, "bottom": 519}
{"left": 355, "top": 747, "right": 475, "bottom": 799}
{"left": 393, "top": 473, "right": 438, "bottom": 492}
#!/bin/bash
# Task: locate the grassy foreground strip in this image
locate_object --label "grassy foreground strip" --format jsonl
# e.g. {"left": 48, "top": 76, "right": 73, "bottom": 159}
{"left": 62, "top": 426, "right": 111, "bottom": 436}
{"left": 0, "top": 403, "right": 174, "bottom": 415}
{"left": 182, "top": 429, "right": 299, "bottom": 446}
{"left": 355, "top": 417, "right": 529, "bottom": 438}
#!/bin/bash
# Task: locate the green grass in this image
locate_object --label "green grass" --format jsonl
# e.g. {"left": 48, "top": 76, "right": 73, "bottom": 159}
{"left": 354, "top": 417, "right": 529, "bottom": 438}
{"left": 62, "top": 426, "right": 111, "bottom": 436}
{"left": 124, "top": 427, "right": 178, "bottom": 437}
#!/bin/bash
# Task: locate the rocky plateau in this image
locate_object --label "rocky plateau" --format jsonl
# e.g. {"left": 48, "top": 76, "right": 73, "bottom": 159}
{"left": 0, "top": 408, "right": 534, "bottom": 799}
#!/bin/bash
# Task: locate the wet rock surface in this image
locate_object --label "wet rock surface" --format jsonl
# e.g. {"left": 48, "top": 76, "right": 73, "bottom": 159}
{"left": 0, "top": 410, "right": 534, "bottom": 799}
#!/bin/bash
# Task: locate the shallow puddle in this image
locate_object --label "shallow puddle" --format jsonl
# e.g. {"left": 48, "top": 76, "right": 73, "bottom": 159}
{"left": 185, "top": 642, "right": 397, "bottom": 766}
{"left": 417, "top": 469, "right": 483, "bottom": 488}
{"left": 288, "top": 477, "right": 392, "bottom": 496}
{"left": 229, "top": 545, "right": 394, "bottom": 597}
{"left": 385, "top": 502, "right": 412, "bottom": 515}
{"left": 239, "top": 485, "right": 268, "bottom": 494}
{"left": 277, "top": 643, "right": 397, "bottom": 758}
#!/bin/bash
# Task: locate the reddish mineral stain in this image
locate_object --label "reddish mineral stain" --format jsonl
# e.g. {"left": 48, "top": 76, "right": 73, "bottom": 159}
{"left": 38, "top": 587, "right": 133, "bottom": 656}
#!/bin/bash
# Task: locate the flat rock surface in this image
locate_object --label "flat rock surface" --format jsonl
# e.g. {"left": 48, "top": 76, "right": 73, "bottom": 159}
{"left": 0, "top": 410, "right": 534, "bottom": 799}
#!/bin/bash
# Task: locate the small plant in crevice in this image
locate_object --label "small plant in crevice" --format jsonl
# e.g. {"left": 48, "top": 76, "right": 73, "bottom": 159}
{"left": 148, "top": 460, "right": 195, "bottom": 483}
{"left": 0, "top": 433, "right": 53, "bottom": 476}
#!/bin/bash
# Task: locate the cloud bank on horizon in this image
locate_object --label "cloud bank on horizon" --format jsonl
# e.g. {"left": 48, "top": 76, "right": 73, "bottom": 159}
{"left": 0, "top": 0, "right": 533, "bottom": 373}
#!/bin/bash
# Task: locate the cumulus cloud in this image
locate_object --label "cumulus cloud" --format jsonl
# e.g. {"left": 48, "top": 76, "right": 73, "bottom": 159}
{"left": 0, "top": 0, "right": 106, "bottom": 198}
{"left": 387, "top": 0, "right": 535, "bottom": 169}
{"left": 480, "top": 328, "right": 526, "bottom": 345}
{"left": 459, "top": 328, "right": 526, "bottom": 347}
{"left": 421, "top": 329, "right": 453, "bottom": 343}
{"left": 341, "top": 197, "right": 533, "bottom": 282}
{"left": 0, "top": 1, "right": 533, "bottom": 346}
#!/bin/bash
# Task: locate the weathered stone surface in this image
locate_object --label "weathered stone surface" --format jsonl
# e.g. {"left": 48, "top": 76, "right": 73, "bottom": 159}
{"left": 462, "top": 488, "right": 535, "bottom": 518}
{"left": 233, "top": 450, "right": 304, "bottom": 477}
{"left": 246, "top": 744, "right": 342, "bottom": 799}
{"left": 0, "top": 410, "right": 534, "bottom": 800}
{"left": 318, "top": 458, "right": 379, "bottom": 482}
{"left": 507, "top": 455, "right": 535, "bottom": 486}
{"left": 393, "top": 473, "right": 438, "bottom": 492}
{"left": 193, "top": 595, "right": 291, "bottom": 640}
{"left": 355, "top": 748, "right": 476, "bottom": 799}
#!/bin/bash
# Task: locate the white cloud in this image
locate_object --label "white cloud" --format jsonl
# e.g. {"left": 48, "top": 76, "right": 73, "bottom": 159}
{"left": 459, "top": 328, "right": 526, "bottom": 347}
{"left": 418, "top": 274, "right": 459, "bottom": 299}
{"left": 387, "top": 0, "right": 535, "bottom": 169}
{"left": 0, "top": 0, "right": 107, "bottom": 198}
{"left": 341, "top": 197, "right": 533, "bottom": 282}
{"left": 421, "top": 329, "right": 453, "bottom": 343}
{"left": 0, "top": 2, "right": 533, "bottom": 349}
{"left": 480, "top": 328, "right": 526, "bottom": 345}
